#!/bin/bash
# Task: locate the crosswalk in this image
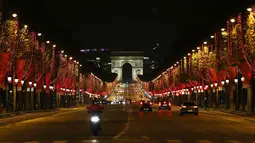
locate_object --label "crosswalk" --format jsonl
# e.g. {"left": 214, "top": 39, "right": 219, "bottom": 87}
{"left": 0, "top": 139, "right": 253, "bottom": 143}
{"left": 166, "top": 140, "right": 253, "bottom": 143}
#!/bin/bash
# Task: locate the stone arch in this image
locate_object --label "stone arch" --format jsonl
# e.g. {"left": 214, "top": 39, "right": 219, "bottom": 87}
{"left": 111, "top": 55, "right": 143, "bottom": 81}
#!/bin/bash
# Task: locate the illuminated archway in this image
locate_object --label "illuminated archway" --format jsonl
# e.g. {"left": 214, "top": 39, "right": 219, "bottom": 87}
{"left": 111, "top": 55, "right": 143, "bottom": 81}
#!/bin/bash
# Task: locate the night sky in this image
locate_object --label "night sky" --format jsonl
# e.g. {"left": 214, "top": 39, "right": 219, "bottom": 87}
{"left": 1, "top": 0, "right": 254, "bottom": 79}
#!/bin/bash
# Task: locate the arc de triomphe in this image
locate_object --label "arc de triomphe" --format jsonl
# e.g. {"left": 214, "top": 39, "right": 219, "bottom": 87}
{"left": 110, "top": 51, "right": 143, "bottom": 81}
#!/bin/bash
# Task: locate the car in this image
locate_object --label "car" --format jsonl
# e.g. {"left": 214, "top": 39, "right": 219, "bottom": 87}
{"left": 101, "top": 100, "right": 110, "bottom": 105}
{"left": 180, "top": 101, "right": 198, "bottom": 115}
{"left": 139, "top": 100, "right": 153, "bottom": 112}
{"left": 158, "top": 100, "right": 171, "bottom": 111}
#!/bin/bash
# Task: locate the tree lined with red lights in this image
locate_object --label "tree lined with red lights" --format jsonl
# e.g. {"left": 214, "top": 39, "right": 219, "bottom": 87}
{"left": 141, "top": 5, "right": 255, "bottom": 96}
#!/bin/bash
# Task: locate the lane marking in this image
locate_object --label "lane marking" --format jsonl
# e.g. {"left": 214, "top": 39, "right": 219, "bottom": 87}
{"left": 166, "top": 140, "right": 182, "bottom": 143}
{"left": 113, "top": 107, "right": 132, "bottom": 139}
{"left": 52, "top": 141, "right": 68, "bottom": 143}
{"left": 141, "top": 136, "right": 150, "bottom": 140}
{"left": 83, "top": 140, "right": 99, "bottom": 142}
{"left": 225, "top": 141, "right": 243, "bottom": 143}
{"left": 196, "top": 140, "right": 213, "bottom": 143}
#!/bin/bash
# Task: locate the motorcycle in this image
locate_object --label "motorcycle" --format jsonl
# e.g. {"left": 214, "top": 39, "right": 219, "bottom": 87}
{"left": 87, "top": 107, "right": 103, "bottom": 136}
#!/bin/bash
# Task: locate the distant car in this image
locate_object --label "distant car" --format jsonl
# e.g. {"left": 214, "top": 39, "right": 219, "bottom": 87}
{"left": 101, "top": 100, "right": 110, "bottom": 105}
{"left": 158, "top": 100, "right": 171, "bottom": 111}
{"left": 140, "top": 100, "right": 153, "bottom": 112}
{"left": 180, "top": 101, "right": 198, "bottom": 115}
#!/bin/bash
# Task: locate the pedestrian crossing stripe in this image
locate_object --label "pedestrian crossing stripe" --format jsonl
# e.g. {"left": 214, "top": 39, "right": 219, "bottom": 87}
{"left": 1, "top": 140, "right": 254, "bottom": 143}
{"left": 52, "top": 141, "right": 68, "bottom": 143}
{"left": 225, "top": 141, "right": 243, "bottom": 143}
{"left": 196, "top": 140, "right": 213, "bottom": 143}
{"left": 165, "top": 140, "right": 250, "bottom": 143}
{"left": 166, "top": 140, "right": 181, "bottom": 143}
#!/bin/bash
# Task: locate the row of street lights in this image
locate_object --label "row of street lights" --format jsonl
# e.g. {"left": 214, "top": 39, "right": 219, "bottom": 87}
{"left": 6, "top": 75, "right": 56, "bottom": 111}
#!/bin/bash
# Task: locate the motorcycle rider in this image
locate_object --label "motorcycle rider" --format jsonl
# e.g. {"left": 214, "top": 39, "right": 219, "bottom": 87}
{"left": 87, "top": 98, "right": 104, "bottom": 133}
{"left": 87, "top": 98, "right": 104, "bottom": 113}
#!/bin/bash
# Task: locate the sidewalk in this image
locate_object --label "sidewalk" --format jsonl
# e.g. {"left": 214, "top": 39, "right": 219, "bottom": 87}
{"left": 199, "top": 108, "right": 255, "bottom": 123}
{"left": 199, "top": 108, "right": 255, "bottom": 116}
{"left": 0, "top": 107, "right": 79, "bottom": 126}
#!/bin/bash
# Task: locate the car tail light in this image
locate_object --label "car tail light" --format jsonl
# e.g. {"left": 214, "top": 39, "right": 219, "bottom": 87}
{"left": 194, "top": 106, "right": 198, "bottom": 108}
{"left": 150, "top": 102, "right": 152, "bottom": 105}
{"left": 140, "top": 102, "right": 143, "bottom": 105}
{"left": 168, "top": 102, "right": 171, "bottom": 106}
{"left": 164, "top": 101, "right": 166, "bottom": 104}
{"left": 159, "top": 102, "right": 161, "bottom": 106}
{"left": 182, "top": 106, "right": 186, "bottom": 108}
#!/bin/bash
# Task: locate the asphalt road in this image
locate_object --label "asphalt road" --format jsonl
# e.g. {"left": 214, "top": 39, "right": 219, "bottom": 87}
{"left": 0, "top": 104, "right": 255, "bottom": 143}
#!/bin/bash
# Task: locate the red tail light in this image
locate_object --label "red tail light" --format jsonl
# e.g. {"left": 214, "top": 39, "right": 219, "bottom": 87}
{"left": 164, "top": 101, "right": 166, "bottom": 104}
{"left": 140, "top": 102, "right": 143, "bottom": 105}
{"left": 168, "top": 102, "right": 171, "bottom": 106}
{"left": 159, "top": 102, "right": 161, "bottom": 106}
{"left": 150, "top": 102, "right": 152, "bottom": 105}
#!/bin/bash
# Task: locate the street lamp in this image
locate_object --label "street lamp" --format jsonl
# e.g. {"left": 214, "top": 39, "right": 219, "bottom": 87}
{"left": 12, "top": 13, "right": 18, "bottom": 18}
{"left": 211, "top": 35, "right": 214, "bottom": 38}
{"left": 33, "top": 82, "right": 37, "bottom": 110}
{"left": 7, "top": 76, "right": 12, "bottom": 83}
{"left": 21, "top": 79, "right": 24, "bottom": 85}
{"left": 49, "top": 84, "right": 54, "bottom": 109}
{"left": 46, "top": 40, "right": 50, "bottom": 44}
{"left": 230, "top": 18, "right": 235, "bottom": 23}
{"left": 14, "top": 76, "right": 18, "bottom": 111}
{"left": 241, "top": 77, "right": 245, "bottom": 82}
{"left": 61, "top": 50, "right": 64, "bottom": 53}
{"left": 33, "top": 82, "right": 37, "bottom": 88}
{"left": 234, "top": 77, "right": 239, "bottom": 110}
{"left": 37, "top": 33, "right": 42, "bottom": 36}
{"left": 20, "top": 79, "right": 25, "bottom": 110}
{"left": 221, "top": 80, "right": 225, "bottom": 85}
{"left": 214, "top": 82, "right": 218, "bottom": 87}
{"left": 28, "top": 81, "right": 32, "bottom": 110}
{"left": 43, "top": 84, "right": 47, "bottom": 89}
{"left": 247, "top": 8, "right": 252, "bottom": 12}
{"left": 14, "top": 76, "right": 18, "bottom": 84}
{"left": 234, "top": 78, "right": 238, "bottom": 83}
{"left": 225, "top": 79, "right": 229, "bottom": 84}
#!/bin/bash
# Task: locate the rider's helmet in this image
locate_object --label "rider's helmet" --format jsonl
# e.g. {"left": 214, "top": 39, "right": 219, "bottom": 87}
{"left": 92, "top": 99, "right": 100, "bottom": 105}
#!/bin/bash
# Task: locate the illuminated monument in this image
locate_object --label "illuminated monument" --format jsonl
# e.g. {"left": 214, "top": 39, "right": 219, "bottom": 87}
{"left": 110, "top": 51, "right": 144, "bottom": 81}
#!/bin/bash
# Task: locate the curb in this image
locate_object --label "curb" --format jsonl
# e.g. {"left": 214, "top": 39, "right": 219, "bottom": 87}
{"left": 0, "top": 108, "right": 65, "bottom": 119}
{"left": 200, "top": 109, "right": 255, "bottom": 116}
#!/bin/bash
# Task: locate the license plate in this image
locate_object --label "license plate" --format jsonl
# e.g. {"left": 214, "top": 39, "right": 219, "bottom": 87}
{"left": 144, "top": 108, "right": 148, "bottom": 110}
{"left": 163, "top": 104, "right": 167, "bottom": 106}
{"left": 188, "top": 110, "right": 192, "bottom": 112}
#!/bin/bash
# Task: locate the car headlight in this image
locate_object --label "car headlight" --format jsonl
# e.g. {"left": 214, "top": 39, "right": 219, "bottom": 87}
{"left": 91, "top": 116, "right": 100, "bottom": 123}
{"left": 122, "top": 101, "right": 126, "bottom": 104}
